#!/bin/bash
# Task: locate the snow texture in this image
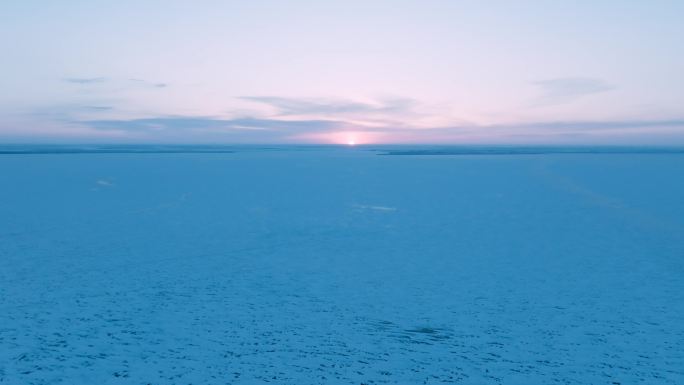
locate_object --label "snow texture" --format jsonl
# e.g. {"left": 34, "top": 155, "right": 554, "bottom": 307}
{"left": 1, "top": 146, "right": 683, "bottom": 384}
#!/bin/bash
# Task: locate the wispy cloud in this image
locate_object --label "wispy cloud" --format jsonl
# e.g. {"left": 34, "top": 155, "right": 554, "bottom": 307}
{"left": 76, "top": 113, "right": 684, "bottom": 143}
{"left": 63, "top": 77, "right": 168, "bottom": 88}
{"left": 129, "top": 79, "right": 168, "bottom": 88}
{"left": 23, "top": 104, "right": 116, "bottom": 120}
{"left": 240, "top": 96, "right": 415, "bottom": 116}
{"left": 64, "top": 77, "right": 107, "bottom": 84}
{"left": 495, "top": 119, "right": 684, "bottom": 132}
{"left": 82, "top": 105, "right": 113, "bottom": 111}
{"left": 531, "top": 77, "right": 615, "bottom": 106}
{"left": 85, "top": 116, "right": 344, "bottom": 133}
{"left": 84, "top": 114, "right": 684, "bottom": 134}
{"left": 69, "top": 116, "right": 355, "bottom": 142}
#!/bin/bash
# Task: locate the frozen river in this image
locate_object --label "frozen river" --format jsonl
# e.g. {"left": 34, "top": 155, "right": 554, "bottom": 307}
{"left": 1, "top": 146, "right": 683, "bottom": 384}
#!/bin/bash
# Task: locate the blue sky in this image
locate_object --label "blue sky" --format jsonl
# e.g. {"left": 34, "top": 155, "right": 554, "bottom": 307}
{"left": 1, "top": 0, "right": 683, "bottom": 144}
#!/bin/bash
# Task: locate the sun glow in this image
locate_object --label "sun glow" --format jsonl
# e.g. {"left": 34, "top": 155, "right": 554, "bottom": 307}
{"left": 296, "top": 131, "right": 385, "bottom": 145}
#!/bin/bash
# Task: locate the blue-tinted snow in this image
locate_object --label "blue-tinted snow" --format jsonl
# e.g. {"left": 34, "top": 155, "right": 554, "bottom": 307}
{"left": 1, "top": 146, "right": 683, "bottom": 384}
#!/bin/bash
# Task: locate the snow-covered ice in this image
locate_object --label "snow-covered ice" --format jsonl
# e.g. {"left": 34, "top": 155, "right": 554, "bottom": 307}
{"left": 1, "top": 146, "right": 683, "bottom": 384}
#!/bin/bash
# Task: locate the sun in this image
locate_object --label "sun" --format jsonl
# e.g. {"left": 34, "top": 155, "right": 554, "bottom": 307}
{"left": 300, "top": 131, "right": 370, "bottom": 145}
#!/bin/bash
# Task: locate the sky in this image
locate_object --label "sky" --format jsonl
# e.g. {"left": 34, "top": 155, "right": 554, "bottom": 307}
{"left": 1, "top": 0, "right": 683, "bottom": 145}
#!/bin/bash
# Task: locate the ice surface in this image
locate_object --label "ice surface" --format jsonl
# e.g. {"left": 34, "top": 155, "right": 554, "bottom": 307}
{"left": 1, "top": 146, "right": 683, "bottom": 384}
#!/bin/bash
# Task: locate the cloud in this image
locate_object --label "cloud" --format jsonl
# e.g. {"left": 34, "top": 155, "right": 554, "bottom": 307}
{"left": 63, "top": 77, "right": 167, "bottom": 88}
{"left": 489, "top": 118, "right": 684, "bottom": 132}
{"left": 64, "top": 77, "right": 107, "bottom": 84}
{"left": 85, "top": 116, "right": 343, "bottom": 132}
{"left": 531, "top": 77, "right": 615, "bottom": 105}
{"left": 129, "top": 79, "right": 168, "bottom": 88}
{"left": 240, "top": 96, "right": 415, "bottom": 116}
{"left": 23, "top": 104, "right": 115, "bottom": 120}
{"left": 431, "top": 118, "right": 684, "bottom": 143}
{"left": 82, "top": 116, "right": 346, "bottom": 141}
{"left": 78, "top": 114, "right": 684, "bottom": 143}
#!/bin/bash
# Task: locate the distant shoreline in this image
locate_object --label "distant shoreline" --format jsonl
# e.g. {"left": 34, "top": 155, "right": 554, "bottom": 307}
{"left": 2, "top": 144, "right": 684, "bottom": 155}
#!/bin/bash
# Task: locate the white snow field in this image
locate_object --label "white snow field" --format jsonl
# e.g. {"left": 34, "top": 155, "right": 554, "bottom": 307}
{"left": 1, "top": 146, "right": 683, "bottom": 384}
